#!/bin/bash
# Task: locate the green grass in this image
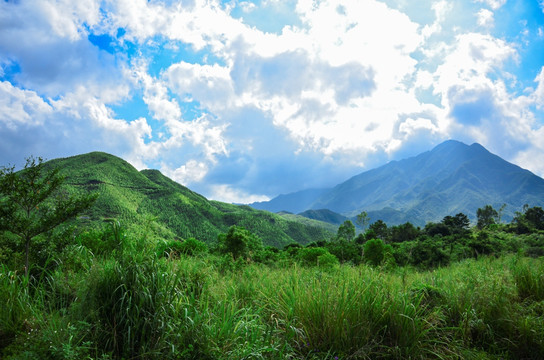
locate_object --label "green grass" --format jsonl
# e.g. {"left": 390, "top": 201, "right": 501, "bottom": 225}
{"left": 1, "top": 227, "right": 544, "bottom": 359}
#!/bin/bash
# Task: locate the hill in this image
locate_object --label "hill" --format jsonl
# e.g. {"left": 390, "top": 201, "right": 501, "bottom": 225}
{"left": 297, "top": 209, "right": 348, "bottom": 226}
{"left": 45, "top": 152, "right": 333, "bottom": 247}
{"left": 251, "top": 188, "right": 329, "bottom": 213}
{"left": 250, "top": 140, "right": 544, "bottom": 226}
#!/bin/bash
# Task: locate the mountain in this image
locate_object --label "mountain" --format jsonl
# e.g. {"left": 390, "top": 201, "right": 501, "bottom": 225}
{"left": 44, "top": 152, "right": 334, "bottom": 247}
{"left": 297, "top": 209, "right": 349, "bottom": 226}
{"left": 251, "top": 188, "right": 329, "bottom": 213}
{"left": 250, "top": 140, "right": 544, "bottom": 226}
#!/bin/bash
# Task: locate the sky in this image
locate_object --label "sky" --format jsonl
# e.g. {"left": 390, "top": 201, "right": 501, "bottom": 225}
{"left": 1, "top": 0, "right": 544, "bottom": 204}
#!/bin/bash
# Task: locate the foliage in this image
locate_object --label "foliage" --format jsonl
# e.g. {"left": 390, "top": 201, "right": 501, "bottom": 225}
{"left": 37, "top": 152, "right": 334, "bottom": 248}
{"left": 410, "top": 236, "right": 450, "bottom": 268}
{"left": 355, "top": 210, "right": 370, "bottom": 230}
{"left": 336, "top": 219, "right": 355, "bottom": 241}
{"left": 368, "top": 219, "right": 388, "bottom": 240}
{"left": 363, "top": 238, "right": 391, "bottom": 266}
{"left": 2, "top": 223, "right": 544, "bottom": 359}
{"left": 317, "top": 252, "right": 340, "bottom": 269}
{"left": 325, "top": 239, "right": 361, "bottom": 264}
{"left": 0, "top": 156, "right": 97, "bottom": 277}
{"left": 390, "top": 221, "right": 420, "bottom": 242}
{"left": 442, "top": 213, "right": 470, "bottom": 232}
{"left": 297, "top": 247, "right": 329, "bottom": 266}
{"left": 477, "top": 205, "right": 499, "bottom": 229}
{"left": 217, "top": 225, "right": 263, "bottom": 261}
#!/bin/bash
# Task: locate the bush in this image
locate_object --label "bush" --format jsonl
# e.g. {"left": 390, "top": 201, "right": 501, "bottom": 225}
{"left": 363, "top": 238, "right": 391, "bottom": 266}
{"left": 297, "top": 247, "right": 329, "bottom": 266}
{"left": 317, "top": 252, "right": 340, "bottom": 269}
{"left": 156, "top": 239, "right": 184, "bottom": 259}
{"left": 179, "top": 237, "right": 208, "bottom": 256}
{"left": 218, "top": 226, "right": 263, "bottom": 261}
{"left": 410, "top": 236, "right": 450, "bottom": 268}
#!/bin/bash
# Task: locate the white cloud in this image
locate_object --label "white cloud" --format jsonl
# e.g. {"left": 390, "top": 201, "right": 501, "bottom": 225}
{"left": 0, "top": 0, "right": 121, "bottom": 97}
{"left": 165, "top": 61, "right": 234, "bottom": 111}
{"left": 131, "top": 61, "right": 182, "bottom": 123}
{"left": 477, "top": 8, "right": 494, "bottom": 28}
{"left": 433, "top": 33, "right": 517, "bottom": 103}
{"left": 534, "top": 67, "right": 544, "bottom": 109}
{"left": 208, "top": 184, "right": 270, "bottom": 204}
{"left": 2, "top": 0, "right": 544, "bottom": 200}
{"left": 422, "top": 1, "right": 452, "bottom": 38}
{"left": 0, "top": 81, "right": 53, "bottom": 129}
{"left": 399, "top": 117, "right": 439, "bottom": 136}
{"left": 163, "top": 160, "right": 209, "bottom": 185}
{"left": 513, "top": 127, "right": 544, "bottom": 177}
{"left": 474, "top": 0, "right": 506, "bottom": 10}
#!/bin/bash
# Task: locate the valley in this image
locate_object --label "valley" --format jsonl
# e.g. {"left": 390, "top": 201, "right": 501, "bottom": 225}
{"left": 1, "top": 141, "right": 544, "bottom": 359}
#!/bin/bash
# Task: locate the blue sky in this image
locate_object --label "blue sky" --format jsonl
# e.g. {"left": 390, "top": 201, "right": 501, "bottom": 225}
{"left": 1, "top": 0, "right": 544, "bottom": 203}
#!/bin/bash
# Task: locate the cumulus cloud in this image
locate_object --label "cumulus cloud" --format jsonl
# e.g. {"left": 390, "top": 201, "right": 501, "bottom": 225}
{"left": 208, "top": 184, "right": 269, "bottom": 204}
{"left": 1, "top": 0, "right": 544, "bottom": 203}
{"left": 163, "top": 160, "right": 209, "bottom": 185}
{"left": 0, "top": 81, "right": 53, "bottom": 129}
{"left": 0, "top": 0, "right": 125, "bottom": 98}
{"left": 477, "top": 8, "right": 494, "bottom": 28}
{"left": 474, "top": 0, "right": 507, "bottom": 10}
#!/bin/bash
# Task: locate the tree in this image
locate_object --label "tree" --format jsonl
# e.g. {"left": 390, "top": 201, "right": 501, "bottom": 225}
{"left": 363, "top": 238, "right": 391, "bottom": 266}
{"left": 218, "top": 225, "right": 263, "bottom": 261}
{"left": 297, "top": 246, "right": 329, "bottom": 266}
{"left": 497, "top": 203, "right": 507, "bottom": 223}
{"left": 355, "top": 211, "right": 370, "bottom": 231}
{"left": 425, "top": 222, "right": 451, "bottom": 237}
{"left": 476, "top": 205, "right": 498, "bottom": 229}
{"left": 0, "top": 156, "right": 97, "bottom": 277}
{"left": 390, "top": 222, "right": 419, "bottom": 242}
{"left": 410, "top": 235, "right": 450, "bottom": 268}
{"left": 337, "top": 220, "right": 356, "bottom": 241}
{"left": 368, "top": 220, "right": 388, "bottom": 241}
{"left": 524, "top": 206, "right": 544, "bottom": 231}
{"left": 442, "top": 213, "right": 470, "bottom": 232}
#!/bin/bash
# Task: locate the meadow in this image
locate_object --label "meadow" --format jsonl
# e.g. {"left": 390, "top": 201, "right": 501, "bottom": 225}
{"left": 1, "top": 219, "right": 543, "bottom": 360}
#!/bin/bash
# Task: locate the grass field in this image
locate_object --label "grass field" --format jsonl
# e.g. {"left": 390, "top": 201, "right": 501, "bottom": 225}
{"left": 1, "top": 227, "right": 543, "bottom": 359}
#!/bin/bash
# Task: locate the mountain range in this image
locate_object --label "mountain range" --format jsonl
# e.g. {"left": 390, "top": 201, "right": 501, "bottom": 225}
{"left": 250, "top": 140, "right": 544, "bottom": 226}
{"left": 43, "top": 152, "right": 334, "bottom": 247}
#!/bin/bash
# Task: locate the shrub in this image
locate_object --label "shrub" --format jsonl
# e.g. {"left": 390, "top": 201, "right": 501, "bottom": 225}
{"left": 297, "top": 247, "right": 329, "bottom": 266}
{"left": 218, "top": 226, "right": 263, "bottom": 261}
{"left": 179, "top": 237, "right": 208, "bottom": 256}
{"left": 363, "top": 238, "right": 390, "bottom": 266}
{"left": 317, "top": 252, "right": 339, "bottom": 269}
{"left": 156, "top": 239, "right": 184, "bottom": 259}
{"left": 411, "top": 236, "right": 450, "bottom": 268}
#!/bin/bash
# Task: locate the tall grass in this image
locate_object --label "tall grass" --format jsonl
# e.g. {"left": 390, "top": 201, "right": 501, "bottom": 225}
{"left": 0, "top": 265, "right": 35, "bottom": 350}
{"left": 2, "top": 236, "right": 544, "bottom": 359}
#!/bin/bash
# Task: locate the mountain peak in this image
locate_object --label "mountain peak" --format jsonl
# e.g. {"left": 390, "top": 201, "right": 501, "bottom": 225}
{"left": 251, "top": 140, "right": 544, "bottom": 225}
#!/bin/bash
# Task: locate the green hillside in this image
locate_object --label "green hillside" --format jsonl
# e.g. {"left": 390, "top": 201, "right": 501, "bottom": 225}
{"left": 46, "top": 152, "right": 333, "bottom": 247}
{"left": 297, "top": 209, "right": 349, "bottom": 226}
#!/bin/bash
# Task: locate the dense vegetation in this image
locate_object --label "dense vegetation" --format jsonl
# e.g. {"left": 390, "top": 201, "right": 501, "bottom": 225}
{"left": 1, "top": 157, "right": 544, "bottom": 359}
{"left": 42, "top": 152, "right": 334, "bottom": 248}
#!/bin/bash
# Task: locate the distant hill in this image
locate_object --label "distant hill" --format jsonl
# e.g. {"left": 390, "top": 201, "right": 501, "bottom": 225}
{"left": 44, "top": 152, "right": 333, "bottom": 247}
{"left": 251, "top": 188, "right": 329, "bottom": 214}
{"left": 250, "top": 140, "right": 544, "bottom": 226}
{"left": 297, "top": 209, "right": 348, "bottom": 226}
